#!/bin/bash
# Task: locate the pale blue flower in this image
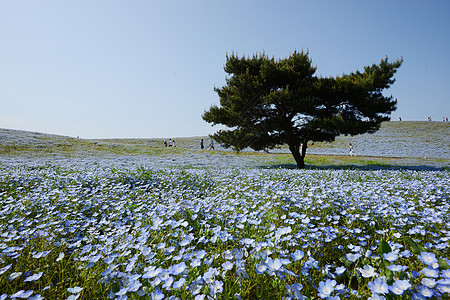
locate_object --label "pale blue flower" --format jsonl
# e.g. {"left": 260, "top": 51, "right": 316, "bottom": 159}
{"left": 115, "top": 287, "right": 128, "bottom": 296}
{"left": 368, "top": 278, "right": 389, "bottom": 294}
{"left": 56, "top": 252, "right": 64, "bottom": 261}
{"left": 0, "top": 264, "right": 11, "bottom": 275}
{"left": 418, "top": 285, "right": 434, "bottom": 298}
{"left": 335, "top": 266, "right": 346, "bottom": 275}
{"left": 418, "top": 252, "right": 438, "bottom": 267}
{"left": 389, "top": 279, "right": 411, "bottom": 295}
{"left": 255, "top": 263, "right": 267, "bottom": 274}
{"left": 317, "top": 279, "right": 336, "bottom": 299}
{"left": 358, "top": 265, "right": 378, "bottom": 277}
{"left": 436, "top": 278, "right": 450, "bottom": 293}
{"left": 387, "top": 264, "right": 408, "bottom": 272}
{"left": 421, "top": 278, "right": 436, "bottom": 288}
{"left": 169, "top": 262, "right": 186, "bottom": 275}
{"left": 9, "top": 272, "right": 22, "bottom": 280}
{"left": 24, "top": 272, "right": 43, "bottom": 282}
{"left": 190, "top": 258, "right": 202, "bottom": 268}
{"left": 346, "top": 253, "right": 361, "bottom": 262}
{"left": 286, "top": 283, "right": 303, "bottom": 299}
{"left": 222, "top": 261, "right": 234, "bottom": 271}
{"left": 210, "top": 280, "right": 223, "bottom": 297}
{"left": 162, "top": 276, "right": 174, "bottom": 290}
{"left": 10, "top": 290, "right": 33, "bottom": 298}
{"left": 267, "top": 258, "right": 282, "bottom": 272}
{"left": 129, "top": 280, "right": 142, "bottom": 292}
{"left": 151, "top": 289, "right": 164, "bottom": 300}
{"left": 173, "top": 278, "right": 185, "bottom": 289}
{"left": 383, "top": 252, "right": 398, "bottom": 262}
{"left": 291, "top": 250, "right": 304, "bottom": 262}
{"left": 67, "top": 287, "right": 83, "bottom": 293}
{"left": 420, "top": 267, "right": 439, "bottom": 278}
{"left": 32, "top": 250, "right": 51, "bottom": 259}
{"left": 143, "top": 266, "right": 161, "bottom": 279}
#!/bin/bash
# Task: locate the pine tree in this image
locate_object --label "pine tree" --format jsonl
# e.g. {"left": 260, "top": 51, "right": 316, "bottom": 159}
{"left": 203, "top": 51, "right": 402, "bottom": 169}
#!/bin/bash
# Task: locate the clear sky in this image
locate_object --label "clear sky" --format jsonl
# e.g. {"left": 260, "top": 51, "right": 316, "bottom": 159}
{"left": 1, "top": 0, "right": 449, "bottom": 139}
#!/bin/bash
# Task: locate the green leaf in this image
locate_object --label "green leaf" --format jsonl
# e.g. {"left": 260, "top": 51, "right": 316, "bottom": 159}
{"left": 404, "top": 236, "right": 426, "bottom": 255}
{"left": 379, "top": 239, "right": 392, "bottom": 256}
{"left": 438, "top": 258, "right": 450, "bottom": 270}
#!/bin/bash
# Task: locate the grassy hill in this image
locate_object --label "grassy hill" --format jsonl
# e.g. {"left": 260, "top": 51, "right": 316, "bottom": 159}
{"left": 0, "top": 122, "right": 448, "bottom": 170}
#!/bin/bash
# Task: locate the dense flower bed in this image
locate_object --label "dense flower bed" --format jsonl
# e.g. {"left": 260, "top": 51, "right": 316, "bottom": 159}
{"left": 0, "top": 164, "right": 449, "bottom": 299}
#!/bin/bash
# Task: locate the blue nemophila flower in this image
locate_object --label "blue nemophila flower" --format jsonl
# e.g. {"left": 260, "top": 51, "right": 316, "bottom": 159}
{"left": 255, "top": 263, "right": 267, "bottom": 274}
{"left": 335, "top": 266, "right": 346, "bottom": 276}
{"left": 436, "top": 278, "right": 450, "bottom": 292}
{"left": 285, "top": 283, "right": 304, "bottom": 300}
{"left": 400, "top": 250, "right": 411, "bottom": 258}
{"left": 116, "top": 286, "right": 128, "bottom": 296}
{"left": 222, "top": 261, "right": 234, "bottom": 271}
{"left": 24, "top": 272, "right": 43, "bottom": 282}
{"left": 29, "top": 295, "right": 44, "bottom": 300}
{"left": 0, "top": 264, "right": 11, "bottom": 275}
{"left": 169, "top": 262, "right": 186, "bottom": 275}
{"left": 210, "top": 280, "right": 224, "bottom": 297}
{"left": 129, "top": 280, "right": 143, "bottom": 292}
{"left": 387, "top": 264, "right": 408, "bottom": 272}
{"left": 420, "top": 267, "right": 439, "bottom": 278}
{"left": 317, "top": 279, "right": 336, "bottom": 299}
{"left": 32, "top": 250, "right": 51, "bottom": 258}
{"left": 368, "top": 294, "right": 386, "bottom": 300}
{"left": 151, "top": 289, "right": 164, "bottom": 300}
{"left": 389, "top": 279, "right": 412, "bottom": 295}
{"left": 56, "top": 252, "right": 64, "bottom": 261}
{"left": 267, "top": 258, "right": 282, "bottom": 272}
{"left": 10, "top": 290, "right": 33, "bottom": 298}
{"left": 418, "top": 252, "right": 438, "bottom": 267}
{"left": 418, "top": 285, "right": 434, "bottom": 298}
{"left": 346, "top": 253, "right": 361, "bottom": 262}
{"left": 421, "top": 278, "right": 436, "bottom": 288}
{"left": 291, "top": 250, "right": 304, "bottom": 261}
{"left": 190, "top": 258, "right": 201, "bottom": 268}
{"left": 67, "top": 287, "right": 83, "bottom": 293}
{"left": 67, "top": 295, "right": 80, "bottom": 300}
{"left": 368, "top": 278, "right": 389, "bottom": 294}
{"left": 383, "top": 252, "right": 398, "bottom": 262}
{"left": 173, "top": 277, "right": 185, "bottom": 289}
{"left": 9, "top": 272, "right": 22, "bottom": 280}
{"left": 162, "top": 276, "right": 174, "bottom": 290}
{"left": 358, "top": 265, "right": 378, "bottom": 278}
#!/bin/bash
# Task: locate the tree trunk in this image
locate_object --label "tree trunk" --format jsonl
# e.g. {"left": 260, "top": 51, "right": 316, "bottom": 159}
{"left": 289, "top": 143, "right": 306, "bottom": 169}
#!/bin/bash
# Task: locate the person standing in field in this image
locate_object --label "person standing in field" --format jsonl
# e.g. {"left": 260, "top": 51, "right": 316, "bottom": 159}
{"left": 200, "top": 139, "right": 204, "bottom": 149}
{"left": 209, "top": 140, "right": 214, "bottom": 150}
{"left": 349, "top": 143, "right": 354, "bottom": 156}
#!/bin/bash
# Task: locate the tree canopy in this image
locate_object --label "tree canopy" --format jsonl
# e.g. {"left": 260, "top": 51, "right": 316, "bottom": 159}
{"left": 203, "top": 51, "right": 403, "bottom": 168}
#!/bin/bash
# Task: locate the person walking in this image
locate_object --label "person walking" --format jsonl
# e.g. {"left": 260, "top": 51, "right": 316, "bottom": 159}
{"left": 349, "top": 143, "right": 354, "bottom": 156}
{"left": 209, "top": 140, "right": 215, "bottom": 150}
{"left": 200, "top": 139, "right": 204, "bottom": 150}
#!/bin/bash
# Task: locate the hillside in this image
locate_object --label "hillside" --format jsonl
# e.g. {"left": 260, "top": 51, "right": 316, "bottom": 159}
{"left": 0, "top": 122, "right": 449, "bottom": 169}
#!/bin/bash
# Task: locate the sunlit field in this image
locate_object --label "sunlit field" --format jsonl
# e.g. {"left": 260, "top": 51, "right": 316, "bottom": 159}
{"left": 1, "top": 163, "right": 449, "bottom": 299}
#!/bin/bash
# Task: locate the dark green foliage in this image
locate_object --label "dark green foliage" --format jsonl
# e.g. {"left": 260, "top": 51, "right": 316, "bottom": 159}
{"left": 203, "top": 51, "right": 402, "bottom": 168}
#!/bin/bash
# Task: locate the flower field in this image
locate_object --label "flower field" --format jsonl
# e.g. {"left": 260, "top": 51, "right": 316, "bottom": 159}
{"left": 0, "top": 162, "right": 449, "bottom": 299}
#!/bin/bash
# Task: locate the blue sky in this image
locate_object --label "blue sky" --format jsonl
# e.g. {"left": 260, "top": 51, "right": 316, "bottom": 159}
{"left": 1, "top": 0, "right": 449, "bottom": 139}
